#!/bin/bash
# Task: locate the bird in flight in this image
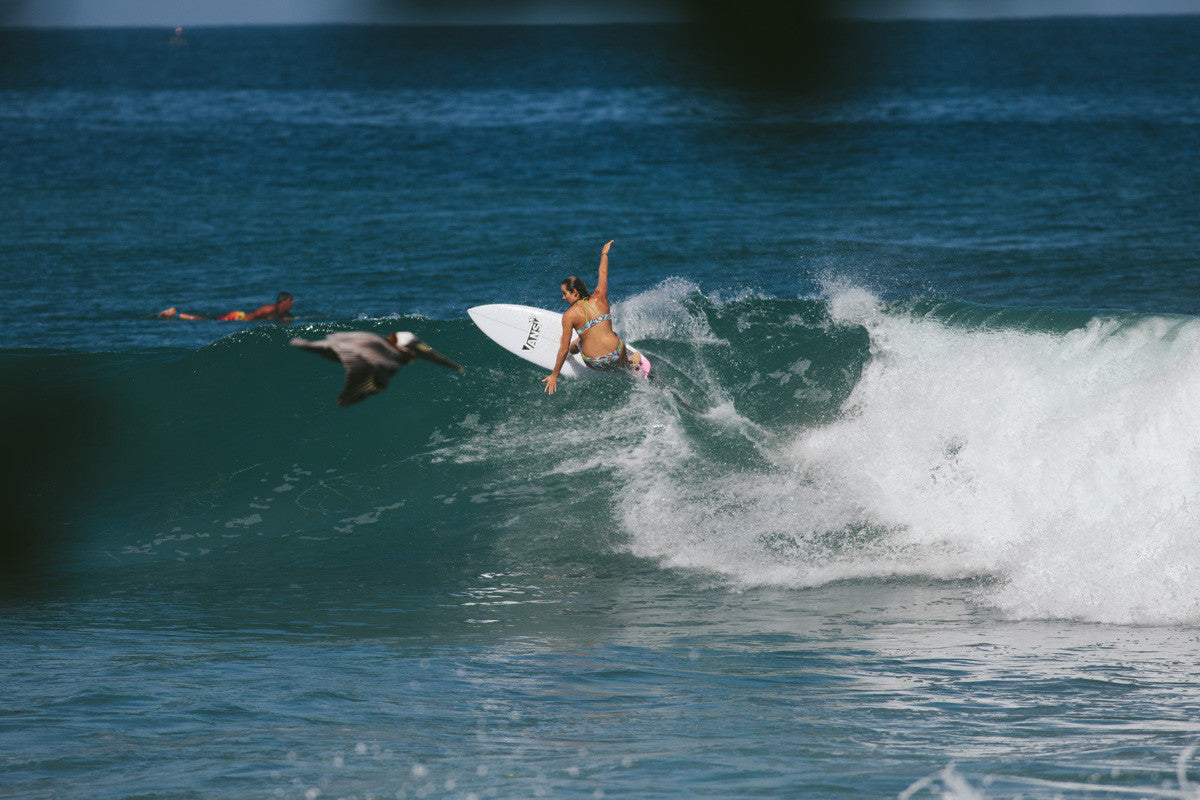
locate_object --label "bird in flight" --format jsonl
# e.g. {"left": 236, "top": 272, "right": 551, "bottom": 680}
{"left": 291, "top": 331, "right": 463, "bottom": 406}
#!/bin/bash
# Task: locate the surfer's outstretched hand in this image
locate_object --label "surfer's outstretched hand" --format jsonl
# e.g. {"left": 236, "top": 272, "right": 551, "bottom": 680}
{"left": 542, "top": 374, "right": 558, "bottom": 395}
{"left": 602, "top": 240, "right": 613, "bottom": 255}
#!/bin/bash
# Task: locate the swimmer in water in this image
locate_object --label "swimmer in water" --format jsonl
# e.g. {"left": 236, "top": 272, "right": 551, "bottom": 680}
{"left": 158, "top": 292, "right": 294, "bottom": 322}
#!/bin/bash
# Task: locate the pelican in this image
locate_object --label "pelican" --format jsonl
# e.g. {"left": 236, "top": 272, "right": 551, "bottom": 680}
{"left": 290, "top": 331, "right": 463, "bottom": 407}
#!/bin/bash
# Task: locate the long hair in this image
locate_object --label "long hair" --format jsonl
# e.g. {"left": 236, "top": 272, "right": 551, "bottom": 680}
{"left": 561, "top": 276, "right": 590, "bottom": 299}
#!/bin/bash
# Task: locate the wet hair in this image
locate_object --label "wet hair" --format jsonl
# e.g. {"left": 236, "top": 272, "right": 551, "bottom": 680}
{"left": 561, "top": 276, "right": 589, "bottom": 299}
{"left": 276, "top": 292, "right": 293, "bottom": 304}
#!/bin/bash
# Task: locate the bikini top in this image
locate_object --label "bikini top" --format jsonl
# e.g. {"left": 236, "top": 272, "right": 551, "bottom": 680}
{"left": 578, "top": 300, "right": 611, "bottom": 334}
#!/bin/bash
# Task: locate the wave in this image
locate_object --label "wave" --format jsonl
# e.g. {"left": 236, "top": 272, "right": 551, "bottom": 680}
{"left": 6, "top": 281, "right": 1200, "bottom": 625}
{"left": 620, "top": 286, "right": 1200, "bottom": 626}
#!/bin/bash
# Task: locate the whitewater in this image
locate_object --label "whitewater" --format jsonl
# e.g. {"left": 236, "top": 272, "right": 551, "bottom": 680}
{"left": 612, "top": 284, "right": 1200, "bottom": 626}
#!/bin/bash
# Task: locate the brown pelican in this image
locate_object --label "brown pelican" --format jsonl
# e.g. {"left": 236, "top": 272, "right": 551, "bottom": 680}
{"left": 291, "top": 331, "right": 462, "bottom": 406}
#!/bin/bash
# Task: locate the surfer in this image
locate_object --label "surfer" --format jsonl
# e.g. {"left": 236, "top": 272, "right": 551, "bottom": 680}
{"left": 158, "top": 292, "right": 294, "bottom": 322}
{"left": 543, "top": 240, "right": 643, "bottom": 395}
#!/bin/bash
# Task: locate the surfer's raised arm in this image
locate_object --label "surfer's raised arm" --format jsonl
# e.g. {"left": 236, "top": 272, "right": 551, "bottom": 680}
{"left": 593, "top": 240, "right": 613, "bottom": 301}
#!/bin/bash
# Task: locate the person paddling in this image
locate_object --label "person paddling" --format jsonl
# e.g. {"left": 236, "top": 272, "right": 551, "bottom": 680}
{"left": 158, "top": 292, "right": 294, "bottom": 322}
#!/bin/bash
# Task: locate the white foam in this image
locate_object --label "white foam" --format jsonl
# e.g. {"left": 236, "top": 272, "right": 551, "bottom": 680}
{"left": 616, "top": 285, "right": 1200, "bottom": 625}
{"left": 614, "top": 278, "right": 723, "bottom": 344}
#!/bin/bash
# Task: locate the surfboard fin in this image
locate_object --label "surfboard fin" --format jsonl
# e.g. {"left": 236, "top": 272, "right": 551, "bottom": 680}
{"left": 642, "top": 366, "right": 703, "bottom": 415}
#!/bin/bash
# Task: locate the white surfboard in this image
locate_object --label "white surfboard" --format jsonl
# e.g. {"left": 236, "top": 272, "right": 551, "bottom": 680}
{"left": 468, "top": 303, "right": 649, "bottom": 379}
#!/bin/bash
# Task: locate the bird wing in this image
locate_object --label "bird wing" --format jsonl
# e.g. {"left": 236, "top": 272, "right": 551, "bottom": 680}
{"left": 334, "top": 336, "right": 402, "bottom": 407}
{"left": 290, "top": 337, "right": 343, "bottom": 364}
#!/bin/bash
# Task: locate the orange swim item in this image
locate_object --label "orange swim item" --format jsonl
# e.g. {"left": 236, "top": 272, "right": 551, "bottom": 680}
{"left": 217, "top": 311, "right": 248, "bottom": 321}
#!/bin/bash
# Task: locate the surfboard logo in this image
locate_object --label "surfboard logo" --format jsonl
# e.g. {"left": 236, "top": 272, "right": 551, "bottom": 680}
{"left": 522, "top": 316, "right": 541, "bottom": 350}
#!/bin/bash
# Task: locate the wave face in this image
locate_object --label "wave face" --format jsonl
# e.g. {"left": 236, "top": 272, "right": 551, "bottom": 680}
{"left": 10, "top": 281, "right": 1200, "bottom": 627}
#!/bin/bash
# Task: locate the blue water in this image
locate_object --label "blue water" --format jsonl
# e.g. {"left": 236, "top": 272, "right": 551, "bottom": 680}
{"left": 5, "top": 18, "right": 1200, "bottom": 800}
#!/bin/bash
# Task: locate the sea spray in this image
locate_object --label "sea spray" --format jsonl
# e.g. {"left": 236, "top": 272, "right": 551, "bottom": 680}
{"left": 614, "top": 286, "right": 1200, "bottom": 625}
{"left": 819, "top": 293, "right": 1200, "bottom": 623}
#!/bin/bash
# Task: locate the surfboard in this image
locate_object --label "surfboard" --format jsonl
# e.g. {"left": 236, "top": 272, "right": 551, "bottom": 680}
{"left": 468, "top": 303, "right": 649, "bottom": 379}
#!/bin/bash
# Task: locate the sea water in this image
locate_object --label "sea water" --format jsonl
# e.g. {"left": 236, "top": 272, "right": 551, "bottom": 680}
{"left": 4, "top": 18, "right": 1200, "bottom": 800}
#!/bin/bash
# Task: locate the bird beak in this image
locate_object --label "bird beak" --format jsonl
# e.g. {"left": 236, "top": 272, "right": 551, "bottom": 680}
{"left": 413, "top": 341, "right": 463, "bottom": 371}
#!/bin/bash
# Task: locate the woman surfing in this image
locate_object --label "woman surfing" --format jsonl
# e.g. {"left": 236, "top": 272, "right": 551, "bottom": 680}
{"left": 543, "top": 240, "right": 648, "bottom": 395}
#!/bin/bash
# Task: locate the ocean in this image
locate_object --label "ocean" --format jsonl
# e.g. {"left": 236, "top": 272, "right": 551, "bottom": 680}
{"left": 4, "top": 16, "right": 1200, "bottom": 800}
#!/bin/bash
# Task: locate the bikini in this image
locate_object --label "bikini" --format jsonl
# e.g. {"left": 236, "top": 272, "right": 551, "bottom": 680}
{"left": 577, "top": 300, "right": 623, "bottom": 370}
